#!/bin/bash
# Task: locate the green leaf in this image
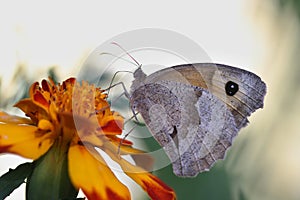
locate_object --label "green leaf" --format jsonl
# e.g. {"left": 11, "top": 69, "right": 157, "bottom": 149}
{"left": 26, "top": 141, "right": 78, "bottom": 200}
{"left": 0, "top": 162, "right": 33, "bottom": 199}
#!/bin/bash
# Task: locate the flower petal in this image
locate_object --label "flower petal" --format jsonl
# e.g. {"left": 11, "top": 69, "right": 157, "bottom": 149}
{"left": 14, "top": 99, "right": 49, "bottom": 124}
{"left": 101, "top": 140, "right": 154, "bottom": 172}
{"left": 106, "top": 136, "right": 133, "bottom": 146}
{"left": 29, "top": 82, "right": 39, "bottom": 98}
{"left": 0, "top": 123, "right": 53, "bottom": 159}
{"left": 33, "top": 91, "right": 49, "bottom": 109}
{"left": 98, "top": 113, "right": 124, "bottom": 135}
{"left": 62, "top": 77, "right": 76, "bottom": 89}
{"left": 123, "top": 161, "right": 176, "bottom": 200}
{"left": 68, "top": 145, "right": 130, "bottom": 200}
{"left": 29, "top": 81, "right": 50, "bottom": 110}
{"left": 41, "top": 79, "right": 51, "bottom": 92}
{"left": 106, "top": 149, "right": 176, "bottom": 200}
{"left": 0, "top": 112, "right": 33, "bottom": 124}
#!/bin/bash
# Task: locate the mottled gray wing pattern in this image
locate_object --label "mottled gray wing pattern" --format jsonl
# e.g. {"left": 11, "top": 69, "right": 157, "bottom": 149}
{"left": 130, "top": 63, "right": 266, "bottom": 177}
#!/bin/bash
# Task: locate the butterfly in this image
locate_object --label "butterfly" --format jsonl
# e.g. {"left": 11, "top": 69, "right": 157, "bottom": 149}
{"left": 129, "top": 63, "right": 266, "bottom": 177}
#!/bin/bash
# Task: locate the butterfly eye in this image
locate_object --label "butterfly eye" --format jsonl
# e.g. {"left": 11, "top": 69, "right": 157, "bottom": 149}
{"left": 225, "top": 81, "right": 239, "bottom": 96}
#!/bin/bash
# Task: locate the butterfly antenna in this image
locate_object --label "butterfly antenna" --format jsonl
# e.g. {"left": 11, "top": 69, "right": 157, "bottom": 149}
{"left": 99, "top": 51, "right": 136, "bottom": 96}
{"left": 111, "top": 42, "right": 141, "bottom": 67}
{"left": 99, "top": 52, "right": 138, "bottom": 67}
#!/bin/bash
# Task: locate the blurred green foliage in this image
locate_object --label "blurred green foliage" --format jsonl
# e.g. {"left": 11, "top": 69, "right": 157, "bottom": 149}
{"left": 0, "top": 65, "right": 59, "bottom": 110}
{"left": 278, "top": 0, "right": 300, "bottom": 19}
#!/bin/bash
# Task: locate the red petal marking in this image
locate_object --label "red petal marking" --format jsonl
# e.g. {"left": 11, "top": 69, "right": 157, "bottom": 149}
{"left": 101, "top": 120, "right": 123, "bottom": 135}
{"left": 41, "top": 79, "right": 50, "bottom": 92}
{"left": 84, "top": 188, "right": 128, "bottom": 200}
{"left": 67, "top": 77, "right": 76, "bottom": 84}
{"left": 0, "top": 145, "right": 11, "bottom": 153}
{"left": 62, "top": 77, "right": 76, "bottom": 89}
{"left": 84, "top": 190, "right": 100, "bottom": 200}
{"left": 106, "top": 187, "right": 129, "bottom": 200}
{"left": 33, "top": 91, "right": 49, "bottom": 108}
{"left": 142, "top": 175, "right": 176, "bottom": 200}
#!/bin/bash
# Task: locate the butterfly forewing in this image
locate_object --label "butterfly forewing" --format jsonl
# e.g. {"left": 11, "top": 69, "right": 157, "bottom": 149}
{"left": 130, "top": 63, "right": 266, "bottom": 177}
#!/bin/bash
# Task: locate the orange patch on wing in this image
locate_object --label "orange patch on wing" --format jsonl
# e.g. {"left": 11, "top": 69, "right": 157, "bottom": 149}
{"left": 173, "top": 65, "right": 208, "bottom": 89}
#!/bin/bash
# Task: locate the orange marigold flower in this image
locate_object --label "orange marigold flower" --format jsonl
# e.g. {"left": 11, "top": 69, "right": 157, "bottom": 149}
{"left": 0, "top": 77, "right": 176, "bottom": 200}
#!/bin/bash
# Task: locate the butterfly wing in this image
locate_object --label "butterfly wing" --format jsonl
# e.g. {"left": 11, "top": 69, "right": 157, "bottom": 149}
{"left": 130, "top": 63, "right": 266, "bottom": 177}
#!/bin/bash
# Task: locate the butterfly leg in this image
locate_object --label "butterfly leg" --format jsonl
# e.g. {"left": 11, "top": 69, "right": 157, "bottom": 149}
{"left": 117, "top": 124, "right": 138, "bottom": 155}
{"left": 103, "top": 79, "right": 143, "bottom": 125}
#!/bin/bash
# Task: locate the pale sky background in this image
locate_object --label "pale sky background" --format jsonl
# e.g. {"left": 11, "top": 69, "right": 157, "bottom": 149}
{"left": 0, "top": 0, "right": 275, "bottom": 199}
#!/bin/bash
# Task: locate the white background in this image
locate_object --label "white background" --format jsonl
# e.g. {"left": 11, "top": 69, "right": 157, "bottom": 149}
{"left": 0, "top": 0, "right": 274, "bottom": 199}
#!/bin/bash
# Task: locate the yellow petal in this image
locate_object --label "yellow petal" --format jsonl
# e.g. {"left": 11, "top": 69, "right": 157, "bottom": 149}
{"left": 0, "top": 112, "right": 33, "bottom": 124}
{"left": 37, "top": 119, "right": 53, "bottom": 130}
{"left": 0, "top": 123, "right": 53, "bottom": 159}
{"left": 106, "top": 149, "right": 176, "bottom": 200}
{"left": 103, "top": 140, "right": 154, "bottom": 172}
{"left": 68, "top": 145, "right": 130, "bottom": 200}
{"left": 80, "top": 133, "right": 104, "bottom": 147}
